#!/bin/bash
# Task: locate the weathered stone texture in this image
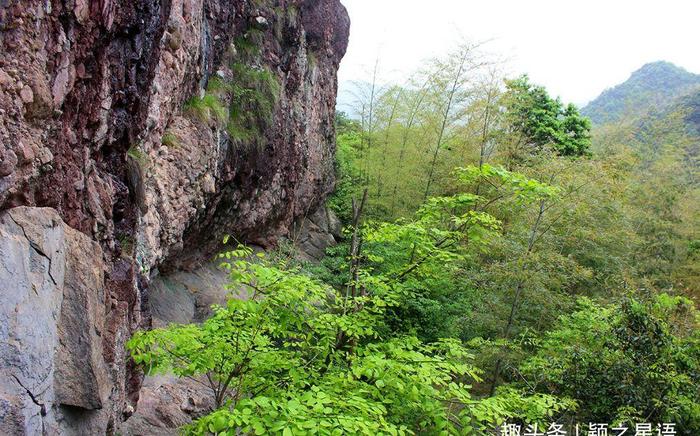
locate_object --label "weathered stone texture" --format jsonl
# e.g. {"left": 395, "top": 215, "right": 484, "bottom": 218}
{"left": 0, "top": 0, "right": 348, "bottom": 432}
{"left": 292, "top": 205, "right": 342, "bottom": 261}
{"left": 0, "top": 207, "right": 111, "bottom": 435}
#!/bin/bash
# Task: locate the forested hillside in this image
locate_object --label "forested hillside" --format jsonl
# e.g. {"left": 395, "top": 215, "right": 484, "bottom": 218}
{"left": 679, "top": 88, "right": 700, "bottom": 134}
{"left": 129, "top": 44, "right": 700, "bottom": 434}
{"left": 582, "top": 61, "right": 700, "bottom": 125}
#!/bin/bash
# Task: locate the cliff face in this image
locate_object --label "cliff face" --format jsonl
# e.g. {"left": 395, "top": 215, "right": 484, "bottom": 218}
{"left": 0, "top": 0, "right": 349, "bottom": 433}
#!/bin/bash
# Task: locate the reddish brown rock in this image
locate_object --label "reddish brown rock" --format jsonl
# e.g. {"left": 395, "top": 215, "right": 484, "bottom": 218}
{"left": 19, "top": 86, "right": 33, "bottom": 104}
{"left": 0, "top": 0, "right": 348, "bottom": 433}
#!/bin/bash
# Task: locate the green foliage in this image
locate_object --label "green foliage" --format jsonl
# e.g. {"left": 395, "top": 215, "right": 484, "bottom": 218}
{"left": 519, "top": 295, "right": 700, "bottom": 432}
{"left": 233, "top": 31, "right": 263, "bottom": 58}
{"left": 161, "top": 131, "right": 180, "bottom": 148}
{"left": 118, "top": 234, "right": 134, "bottom": 258}
{"left": 126, "top": 145, "right": 149, "bottom": 167}
{"left": 134, "top": 41, "right": 700, "bottom": 434}
{"left": 327, "top": 130, "right": 364, "bottom": 222}
{"left": 319, "top": 165, "right": 556, "bottom": 345}
{"left": 335, "top": 111, "right": 362, "bottom": 136}
{"left": 452, "top": 163, "right": 560, "bottom": 202}
{"left": 185, "top": 92, "right": 228, "bottom": 126}
{"left": 592, "top": 99, "right": 700, "bottom": 296}
{"left": 582, "top": 61, "right": 700, "bottom": 125}
{"left": 682, "top": 89, "right": 700, "bottom": 134}
{"left": 129, "top": 168, "right": 571, "bottom": 433}
{"left": 337, "top": 47, "right": 592, "bottom": 222}
{"left": 503, "top": 75, "right": 591, "bottom": 157}
{"left": 225, "top": 63, "right": 280, "bottom": 144}
{"left": 183, "top": 26, "right": 280, "bottom": 149}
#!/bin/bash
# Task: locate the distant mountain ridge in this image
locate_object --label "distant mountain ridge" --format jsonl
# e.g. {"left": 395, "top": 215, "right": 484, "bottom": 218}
{"left": 582, "top": 61, "right": 700, "bottom": 125}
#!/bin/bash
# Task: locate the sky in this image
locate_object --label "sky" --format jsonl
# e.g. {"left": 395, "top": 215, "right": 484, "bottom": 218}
{"left": 337, "top": 0, "right": 700, "bottom": 108}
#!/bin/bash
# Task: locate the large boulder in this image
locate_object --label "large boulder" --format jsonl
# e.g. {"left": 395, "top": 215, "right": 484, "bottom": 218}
{"left": 292, "top": 205, "right": 342, "bottom": 261}
{"left": 0, "top": 207, "right": 113, "bottom": 435}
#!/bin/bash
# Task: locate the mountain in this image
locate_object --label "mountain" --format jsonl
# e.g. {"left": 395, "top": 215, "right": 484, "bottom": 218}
{"left": 582, "top": 61, "right": 700, "bottom": 125}
{"left": 679, "top": 88, "right": 700, "bottom": 135}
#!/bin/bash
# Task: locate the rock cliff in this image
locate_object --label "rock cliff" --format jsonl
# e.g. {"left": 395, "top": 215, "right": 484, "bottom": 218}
{"left": 0, "top": 0, "right": 349, "bottom": 433}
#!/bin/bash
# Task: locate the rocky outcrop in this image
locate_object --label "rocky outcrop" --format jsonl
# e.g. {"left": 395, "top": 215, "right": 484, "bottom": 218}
{"left": 135, "top": 0, "right": 350, "bottom": 273}
{"left": 1, "top": 0, "right": 349, "bottom": 264}
{"left": 0, "top": 207, "right": 114, "bottom": 435}
{"left": 148, "top": 260, "right": 244, "bottom": 327}
{"left": 292, "top": 204, "right": 341, "bottom": 261}
{"left": 0, "top": 0, "right": 349, "bottom": 433}
{"left": 122, "top": 375, "right": 214, "bottom": 436}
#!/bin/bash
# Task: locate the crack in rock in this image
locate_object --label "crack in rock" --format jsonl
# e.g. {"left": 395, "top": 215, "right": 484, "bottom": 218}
{"left": 11, "top": 374, "right": 47, "bottom": 416}
{"left": 11, "top": 374, "right": 48, "bottom": 435}
{"left": 8, "top": 213, "right": 58, "bottom": 286}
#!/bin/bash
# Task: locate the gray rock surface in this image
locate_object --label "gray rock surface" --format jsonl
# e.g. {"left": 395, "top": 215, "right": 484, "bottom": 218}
{"left": 149, "top": 260, "right": 245, "bottom": 327}
{"left": 0, "top": 207, "right": 112, "bottom": 435}
{"left": 0, "top": 0, "right": 349, "bottom": 432}
{"left": 122, "top": 375, "right": 214, "bottom": 436}
{"left": 292, "top": 205, "right": 342, "bottom": 261}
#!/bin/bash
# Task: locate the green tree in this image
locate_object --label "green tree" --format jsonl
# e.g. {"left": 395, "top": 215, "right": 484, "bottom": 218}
{"left": 503, "top": 75, "right": 591, "bottom": 159}
{"left": 129, "top": 167, "right": 571, "bottom": 434}
{"left": 519, "top": 295, "right": 700, "bottom": 432}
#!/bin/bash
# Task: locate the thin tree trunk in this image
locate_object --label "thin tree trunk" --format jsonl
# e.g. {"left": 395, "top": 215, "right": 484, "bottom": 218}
{"left": 390, "top": 84, "right": 428, "bottom": 216}
{"left": 363, "top": 59, "right": 380, "bottom": 186}
{"left": 488, "top": 198, "right": 546, "bottom": 395}
{"left": 331, "top": 189, "right": 369, "bottom": 362}
{"left": 474, "top": 86, "right": 496, "bottom": 199}
{"left": 478, "top": 88, "right": 495, "bottom": 170}
{"left": 347, "top": 188, "right": 369, "bottom": 299}
{"left": 376, "top": 88, "right": 402, "bottom": 198}
{"left": 358, "top": 103, "right": 367, "bottom": 180}
{"left": 423, "top": 51, "right": 469, "bottom": 202}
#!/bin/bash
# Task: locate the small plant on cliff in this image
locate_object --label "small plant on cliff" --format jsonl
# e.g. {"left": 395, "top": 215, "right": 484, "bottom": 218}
{"left": 181, "top": 16, "right": 282, "bottom": 149}
{"left": 185, "top": 93, "right": 228, "bottom": 127}
{"left": 226, "top": 62, "right": 280, "bottom": 145}
{"left": 117, "top": 234, "right": 134, "bottom": 258}
{"left": 162, "top": 131, "right": 181, "bottom": 148}
{"left": 127, "top": 145, "right": 149, "bottom": 167}
{"left": 233, "top": 30, "right": 263, "bottom": 58}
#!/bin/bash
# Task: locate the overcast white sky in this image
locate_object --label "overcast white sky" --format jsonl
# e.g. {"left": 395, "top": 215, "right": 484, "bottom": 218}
{"left": 337, "top": 0, "right": 700, "bottom": 107}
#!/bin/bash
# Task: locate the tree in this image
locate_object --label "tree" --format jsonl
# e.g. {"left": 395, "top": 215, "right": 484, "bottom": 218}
{"left": 421, "top": 44, "right": 480, "bottom": 201}
{"left": 129, "top": 168, "right": 570, "bottom": 434}
{"left": 503, "top": 75, "right": 591, "bottom": 159}
{"left": 519, "top": 295, "right": 700, "bottom": 432}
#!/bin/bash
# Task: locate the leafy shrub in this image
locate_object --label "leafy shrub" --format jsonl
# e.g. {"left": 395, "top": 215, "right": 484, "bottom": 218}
{"left": 519, "top": 295, "right": 700, "bottom": 432}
